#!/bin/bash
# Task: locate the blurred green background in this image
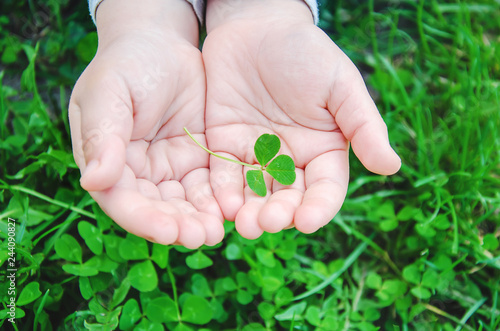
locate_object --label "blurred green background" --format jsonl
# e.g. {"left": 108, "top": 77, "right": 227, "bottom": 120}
{"left": 0, "top": 0, "right": 499, "bottom": 330}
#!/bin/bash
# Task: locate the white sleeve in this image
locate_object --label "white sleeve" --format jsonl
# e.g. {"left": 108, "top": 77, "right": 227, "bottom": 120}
{"left": 86, "top": 0, "right": 203, "bottom": 24}
{"left": 88, "top": 0, "right": 103, "bottom": 24}
{"left": 185, "top": 0, "right": 205, "bottom": 23}
{"left": 303, "top": 0, "right": 319, "bottom": 24}
{"left": 88, "top": 0, "right": 318, "bottom": 25}
{"left": 185, "top": 0, "right": 319, "bottom": 25}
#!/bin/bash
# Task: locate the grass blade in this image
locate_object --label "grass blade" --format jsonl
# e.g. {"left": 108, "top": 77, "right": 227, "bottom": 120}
{"left": 293, "top": 239, "right": 369, "bottom": 301}
{"left": 455, "top": 297, "right": 487, "bottom": 331}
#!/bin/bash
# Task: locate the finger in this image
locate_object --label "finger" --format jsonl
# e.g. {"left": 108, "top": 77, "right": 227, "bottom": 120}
{"left": 173, "top": 214, "right": 207, "bottom": 249}
{"left": 153, "top": 198, "right": 210, "bottom": 250}
{"left": 209, "top": 154, "right": 245, "bottom": 221}
{"left": 235, "top": 199, "right": 266, "bottom": 240}
{"left": 177, "top": 166, "right": 225, "bottom": 248}
{"left": 294, "top": 150, "right": 349, "bottom": 234}
{"left": 194, "top": 213, "right": 225, "bottom": 246}
{"left": 92, "top": 189, "right": 180, "bottom": 246}
{"left": 330, "top": 66, "right": 401, "bottom": 175}
{"left": 69, "top": 73, "right": 133, "bottom": 191}
{"left": 182, "top": 168, "right": 224, "bottom": 221}
{"left": 258, "top": 169, "right": 305, "bottom": 233}
{"left": 93, "top": 176, "right": 209, "bottom": 248}
{"left": 158, "top": 181, "right": 186, "bottom": 200}
{"left": 137, "top": 178, "right": 162, "bottom": 201}
{"left": 154, "top": 187, "right": 210, "bottom": 249}
{"left": 234, "top": 170, "right": 274, "bottom": 238}
{"left": 69, "top": 103, "right": 128, "bottom": 191}
{"left": 89, "top": 167, "right": 179, "bottom": 244}
{"left": 258, "top": 189, "right": 302, "bottom": 233}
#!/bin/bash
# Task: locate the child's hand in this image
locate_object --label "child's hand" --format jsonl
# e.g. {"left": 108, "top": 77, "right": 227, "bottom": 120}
{"left": 69, "top": 0, "right": 224, "bottom": 248}
{"left": 203, "top": 0, "right": 401, "bottom": 239}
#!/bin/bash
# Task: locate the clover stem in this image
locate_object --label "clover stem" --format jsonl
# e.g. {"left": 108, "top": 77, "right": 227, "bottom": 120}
{"left": 183, "top": 127, "right": 261, "bottom": 170}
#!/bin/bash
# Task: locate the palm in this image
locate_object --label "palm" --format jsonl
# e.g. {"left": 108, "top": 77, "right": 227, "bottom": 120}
{"left": 203, "top": 21, "right": 399, "bottom": 238}
{"left": 70, "top": 35, "right": 223, "bottom": 248}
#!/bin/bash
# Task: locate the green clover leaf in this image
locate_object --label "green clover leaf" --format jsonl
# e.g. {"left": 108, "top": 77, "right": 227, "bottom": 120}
{"left": 184, "top": 128, "right": 296, "bottom": 197}
{"left": 17, "top": 282, "right": 42, "bottom": 306}
{"left": 186, "top": 251, "right": 214, "bottom": 270}
{"left": 128, "top": 260, "right": 158, "bottom": 292}
{"left": 181, "top": 295, "right": 214, "bottom": 325}
{"left": 254, "top": 133, "right": 280, "bottom": 166}
{"left": 246, "top": 170, "right": 267, "bottom": 197}
{"left": 266, "top": 155, "right": 296, "bottom": 185}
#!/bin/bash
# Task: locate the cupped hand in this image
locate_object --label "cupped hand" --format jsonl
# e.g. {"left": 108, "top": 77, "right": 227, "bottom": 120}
{"left": 69, "top": 0, "right": 224, "bottom": 248}
{"left": 202, "top": 0, "right": 401, "bottom": 239}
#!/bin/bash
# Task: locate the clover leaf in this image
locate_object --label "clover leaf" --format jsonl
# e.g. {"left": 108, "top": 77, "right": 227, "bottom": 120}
{"left": 184, "top": 128, "right": 296, "bottom": 197}
{"left": 254, "top": 133, "right": 280, "bottom": 166}
{"left": 266, "top": 155, "right": 296, "bottom": 185}
{"left": 246, "top": 170, "right": 267, "bottom": 197}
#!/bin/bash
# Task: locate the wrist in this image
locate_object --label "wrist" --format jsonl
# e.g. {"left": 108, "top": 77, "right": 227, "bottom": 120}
{"left": 206, "top": 0, "right": 314, "bottom": 33}
{"left": 95, "top": 0, "right": 199, "bottom": 46}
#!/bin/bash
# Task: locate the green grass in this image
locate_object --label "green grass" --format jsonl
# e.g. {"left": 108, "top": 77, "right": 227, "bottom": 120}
{"left": 1, "top": 0, "right": 499, "bottom": 330}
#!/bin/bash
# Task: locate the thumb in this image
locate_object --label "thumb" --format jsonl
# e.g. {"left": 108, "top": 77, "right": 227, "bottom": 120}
{"left": 330, "top": 68, "right": 401, "bottom": 175}
{"left": 69, "top": 73, "right": 133, "bottom": 191}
